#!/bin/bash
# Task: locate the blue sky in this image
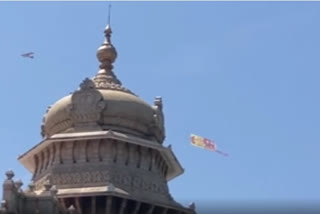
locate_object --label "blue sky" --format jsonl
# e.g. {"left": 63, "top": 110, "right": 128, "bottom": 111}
{"left": 0, "top": 1, "right": 319, "bottom": 209}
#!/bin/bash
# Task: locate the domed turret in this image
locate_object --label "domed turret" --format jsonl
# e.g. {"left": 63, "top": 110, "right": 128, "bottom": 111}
{"left": 17, "top": 18, "right": 193, "bottom": 214}
{"left": 41, "top": 24, "right": 165, "bottom": 143}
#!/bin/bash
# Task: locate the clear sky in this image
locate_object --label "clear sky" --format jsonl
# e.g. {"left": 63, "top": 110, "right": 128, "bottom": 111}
{"left": 0, "top": 1, "right": 319, "bottom": 211}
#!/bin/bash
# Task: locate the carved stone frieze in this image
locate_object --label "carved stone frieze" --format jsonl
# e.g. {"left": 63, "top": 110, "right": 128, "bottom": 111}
{"left": 50, "top": 169, "right": 169, "bottom": 197}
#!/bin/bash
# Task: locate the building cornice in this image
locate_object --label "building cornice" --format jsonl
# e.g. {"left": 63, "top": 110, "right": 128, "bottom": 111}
{"left": 18, "top": 130, "right": 184, "bottom": 181}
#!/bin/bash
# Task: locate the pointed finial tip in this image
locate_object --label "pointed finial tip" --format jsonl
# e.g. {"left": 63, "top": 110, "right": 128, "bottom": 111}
{"left": 105, "top": 24, "right": 112, "bottom": 34}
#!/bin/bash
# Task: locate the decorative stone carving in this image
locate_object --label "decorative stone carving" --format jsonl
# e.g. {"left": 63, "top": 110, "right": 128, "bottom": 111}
{"left": 50, "top": 185, "right": 58, "bottom": 196}
{"left": 41, "top": 105, "right": 51, "bottom": 138}
{"left": 3, "top": 171, "right": 15, "bottom": 190}
{"left": 73, "top": 173, "right": 81, "bottom": 184}
{"left": 67, "top": 79, "right": 105, "bottom": 128}
{"left": 120, "top": 175, "right": 131, "bottom": 186}
{"left": 102, "top": 171, "right": 111, "bottom": 181}
{"left": 5, "top": 170, "right": 14, "bottom": 180}
{"left": 83, "top": 172, "right": 91, "bottom": 184}
{"left": 50, "top": 170, "right": 169, "bottom": 197}
{"left": 14, "top": 179, "right": 23, "bottom": 191}
{"left": 151, "top": 96, "right": 166, "bottom": 143}
{"left": 107, "top": 183, "right": 115, "bottom": 192}
{"left": 154, "top": 96, "right": 163, "bottom": 110}
{"left": 44, "top": 180, "right": 52, "bottom": 191}
{"left": 40, "top": 124, "right": 46, "bottom": 138}
{"left": 80, "top": 78, "right": 95, "bottom": 90}
{"left": 93, "top": 79, "right": 134, "bottom": 95}
{"left": 132, "top": 176, "right": 142, "bottom": 189}
{"left": 28, "top": 181, "right": 35, "bottom": 193}
{"left": 92, "top": 171, "right": 102, "bottom": 183}
{"left": 34, "top": 175, "right": 51, "bottom": 190}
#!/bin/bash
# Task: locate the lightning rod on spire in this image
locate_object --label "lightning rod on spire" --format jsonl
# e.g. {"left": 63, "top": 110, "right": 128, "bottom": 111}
{"left": 108, "top": 4, "right": 112, "bottom": 26}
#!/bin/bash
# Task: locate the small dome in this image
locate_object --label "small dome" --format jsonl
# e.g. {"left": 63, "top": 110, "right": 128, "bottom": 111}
{"left": 41, "top": 25, "right": 165, "bottom": 143}
{"left": 97, "top": 25, "right": 117, "bottom": 64}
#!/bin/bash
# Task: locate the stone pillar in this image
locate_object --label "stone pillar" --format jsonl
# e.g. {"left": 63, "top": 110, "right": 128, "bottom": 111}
{"left": 2, "top": 171, "right": 18, "bottom": 214}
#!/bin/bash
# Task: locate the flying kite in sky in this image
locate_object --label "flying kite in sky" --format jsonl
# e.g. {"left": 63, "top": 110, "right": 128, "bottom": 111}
{"left": 190, "top": 134, "right": 229, "bottom": 157}
{"left": 21, "top": 52, "right": 34, "bottom": 59}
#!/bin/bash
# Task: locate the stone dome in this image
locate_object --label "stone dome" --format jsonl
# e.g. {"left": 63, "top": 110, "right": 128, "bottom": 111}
{"left": 40, "top": 25, "right": 165, "bottom": 143}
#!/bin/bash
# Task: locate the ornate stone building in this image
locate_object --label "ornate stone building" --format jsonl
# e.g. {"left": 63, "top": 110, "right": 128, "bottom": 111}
{"left": 0, "top": 23, "right": 196, "bottom": 214}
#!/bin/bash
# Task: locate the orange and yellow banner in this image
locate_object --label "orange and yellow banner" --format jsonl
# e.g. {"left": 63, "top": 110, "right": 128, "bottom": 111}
{"left": 190, "top": 134, "right": 217, "bottom": 151}
{"left": 190, "top": 134, "right": 229, "bottom": 157}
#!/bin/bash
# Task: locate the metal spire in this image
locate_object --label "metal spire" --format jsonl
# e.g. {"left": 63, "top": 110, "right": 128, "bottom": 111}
{"left": 93, "top": 3, "right": 134, "bottom": 94}
{"left": 104, "top": 4, "right": 112, "bottom": 44}
{"left": 108, "top": 4, "right": 112, "bottom": 26}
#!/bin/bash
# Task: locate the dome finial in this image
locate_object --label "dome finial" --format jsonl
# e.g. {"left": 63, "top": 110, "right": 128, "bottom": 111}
{"left": 97, "top": 4, "right": 117, "bottom": 67}
{"left": 95, "top": 4, "right": 121, "bottom": 86}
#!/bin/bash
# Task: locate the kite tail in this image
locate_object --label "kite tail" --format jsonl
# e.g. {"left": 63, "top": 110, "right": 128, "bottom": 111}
{"left": 215, "top": 150, "right": 229, "bottom": 157}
